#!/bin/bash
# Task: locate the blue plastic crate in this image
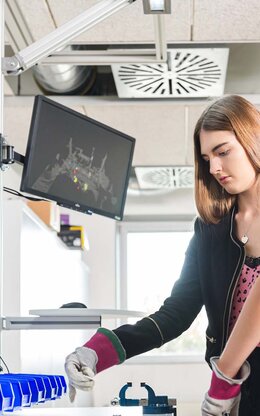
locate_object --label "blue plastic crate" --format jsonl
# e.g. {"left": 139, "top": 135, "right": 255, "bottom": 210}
{"left": 0, "top": 373, "right": 67, "bottom": 411}
{"left": 0, "top": 380, "right": 14, "bottom": 412}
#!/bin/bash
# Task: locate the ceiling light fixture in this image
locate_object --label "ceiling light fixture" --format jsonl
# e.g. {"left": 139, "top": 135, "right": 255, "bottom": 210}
{"left": 112, "top": 48, "right": 229, "bottom": 98}
{"left": 133, "top": 166, "right": 194, "bottom": 190}
{"left": 142, "top": 0, "right": 171, "bottom": 14}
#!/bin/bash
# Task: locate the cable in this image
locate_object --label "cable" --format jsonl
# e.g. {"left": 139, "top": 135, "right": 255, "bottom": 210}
{"left": 0, "top": 356, "right": 10, "bottom": 373}
{"left": 3, "top": 186, "right": 46, "bottom": 202}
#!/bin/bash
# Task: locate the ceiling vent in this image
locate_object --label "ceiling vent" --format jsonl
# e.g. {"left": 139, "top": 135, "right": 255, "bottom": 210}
{"left": 134, "top": 166, "right": 194, "bottom": 190}
{"left": 112, "top": 48, "right": 229, "bottom": 98}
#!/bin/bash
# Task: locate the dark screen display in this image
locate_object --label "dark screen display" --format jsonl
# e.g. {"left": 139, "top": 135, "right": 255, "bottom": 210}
{"left": 20, "top": 96, "right": 135, "bottom": 220}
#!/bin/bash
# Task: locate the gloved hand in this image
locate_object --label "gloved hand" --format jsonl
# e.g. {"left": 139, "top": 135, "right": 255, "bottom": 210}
{"left": 64, "top": 327, "right": 126, "bottom": 402}
{"left": 65, "top": 346, "right": 96, "bottom": 402}
{"left": 201, "top": 356, "right": 250, "bottom": 416}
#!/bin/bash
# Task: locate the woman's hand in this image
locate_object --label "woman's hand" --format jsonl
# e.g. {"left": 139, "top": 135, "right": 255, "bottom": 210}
{"left": 65, "top": 346, "right": 96, "bottom": 402}
{"left": 201, "top": 357, "right": 250, "bottom": 416}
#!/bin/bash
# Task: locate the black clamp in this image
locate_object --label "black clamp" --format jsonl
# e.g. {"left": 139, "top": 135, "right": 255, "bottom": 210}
{"left": 0, "top": 134, "right": 25, "bottom": 170}
{"left": 0, "top": 134, "right": 14, "bottom": 169}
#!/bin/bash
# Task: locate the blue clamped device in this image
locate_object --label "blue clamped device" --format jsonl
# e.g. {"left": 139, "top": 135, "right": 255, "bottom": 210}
{"left": 118, "top": 382, "right": 177, "bottom": 415}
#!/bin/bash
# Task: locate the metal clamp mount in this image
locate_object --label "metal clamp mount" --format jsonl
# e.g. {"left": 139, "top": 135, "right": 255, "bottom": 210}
{"left": 0, "top": 134, "right": 25, "bottom": 171}
{"left": 113, "top": 382, "right": 177, "bottom": 415}
{"left": 0, "top": 134, "right": 15, "bottom": 171}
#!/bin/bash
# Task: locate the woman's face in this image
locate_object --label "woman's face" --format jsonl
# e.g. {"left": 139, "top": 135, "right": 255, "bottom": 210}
{"left": 199, "top": 129, "right": 257, "bottom": 195}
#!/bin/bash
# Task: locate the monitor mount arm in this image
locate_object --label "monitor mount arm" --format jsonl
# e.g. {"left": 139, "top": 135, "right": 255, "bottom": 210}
{"left": 2, "top": 0, "right": 137, "bottom": 75}
{"left": 0, "top": 134, "right": 24, "bottom": 170}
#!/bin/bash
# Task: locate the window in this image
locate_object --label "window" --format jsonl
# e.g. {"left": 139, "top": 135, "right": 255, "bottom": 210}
{"left": 117, "top": 220, "right": 207, "bottom": 359}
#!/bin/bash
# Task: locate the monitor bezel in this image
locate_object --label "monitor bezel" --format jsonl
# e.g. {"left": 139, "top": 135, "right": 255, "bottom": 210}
{"left": 20, "top": 95, "right": 135, "bottom": 221}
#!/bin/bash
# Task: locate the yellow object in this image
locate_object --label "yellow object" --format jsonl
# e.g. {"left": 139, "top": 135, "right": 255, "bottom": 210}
{"left": 70, "top": 226, "right": 87, "bottom": 250}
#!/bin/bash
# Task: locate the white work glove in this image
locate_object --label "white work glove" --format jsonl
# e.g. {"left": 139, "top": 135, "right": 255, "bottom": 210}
{"left": 64, "top": 328, "right": 126, "bottom": 402}
{"left": 64, "top": 346, "right": 97, "bottom": 402}
{"left": 201, "top": 356, "right": 250, "bottom": 416}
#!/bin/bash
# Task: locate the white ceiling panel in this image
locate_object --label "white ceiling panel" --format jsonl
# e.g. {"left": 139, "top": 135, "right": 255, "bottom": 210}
{"left": 4, "top": 107, "right": 33, "bottom": 154}
{"left": 3, "top": 104, "right": 87, "bottom": 154}
{"left": 44, "top": 0, "right": 191, "bottom": 43}
{"left": 193, "top": 0, "right": 260, "bottom": 41}
{"left": 83, "top": 102, "right": 187, "bottom": 165}
{"left": 13, "top": 0, "right": 56, "bottom": 41}
{"left": 6, "top": 0, "right": 260, "bottom": 50}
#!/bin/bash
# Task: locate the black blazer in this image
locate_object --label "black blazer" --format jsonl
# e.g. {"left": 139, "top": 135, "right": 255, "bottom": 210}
{"left": 114, "top": 206, "right": 246, "bottom": 365}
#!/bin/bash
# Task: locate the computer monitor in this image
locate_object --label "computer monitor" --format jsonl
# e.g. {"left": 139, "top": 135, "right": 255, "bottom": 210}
{"left": 20, "top": 95, "right": 135, "bottom": 220}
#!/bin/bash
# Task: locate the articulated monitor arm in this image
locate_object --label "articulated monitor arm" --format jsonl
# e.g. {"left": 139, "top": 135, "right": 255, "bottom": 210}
{"left": 2, "top": 0, "right": 137, "bottom": 75}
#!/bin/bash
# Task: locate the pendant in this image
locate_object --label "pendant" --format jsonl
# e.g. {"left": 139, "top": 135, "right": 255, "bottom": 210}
{"left": 241, "top": 235, "right": 249, "bottom": 245}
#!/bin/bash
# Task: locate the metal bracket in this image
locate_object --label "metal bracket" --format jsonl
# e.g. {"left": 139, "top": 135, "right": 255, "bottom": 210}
{"left": 0, "top": 133, "right": 25, "bottom": 171}
{"left": 0, "top": 133, "right": 14, "bottom": 171}
{"left": 1, "top": 56, "right": 23, "bottom": 75}
{"left": 1, "top": 315, "right": 101, "bottom": 330}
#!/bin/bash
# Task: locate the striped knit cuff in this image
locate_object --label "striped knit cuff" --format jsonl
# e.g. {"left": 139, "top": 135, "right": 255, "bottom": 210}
{"left": 84, "top": 327, "right": 126, "bottom": 373}
{"left": 208, "top": 371, "right": 241, "bottom": 400}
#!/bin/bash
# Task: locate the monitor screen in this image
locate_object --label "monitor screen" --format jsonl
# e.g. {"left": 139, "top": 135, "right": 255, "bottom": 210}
{"left": 20, "top": 95, "right": 135, "bottom": 220}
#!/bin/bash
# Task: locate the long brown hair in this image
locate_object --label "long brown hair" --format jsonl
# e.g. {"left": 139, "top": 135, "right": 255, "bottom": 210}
{"left": 194, "top": 95, "right": 260, "bottom": 224}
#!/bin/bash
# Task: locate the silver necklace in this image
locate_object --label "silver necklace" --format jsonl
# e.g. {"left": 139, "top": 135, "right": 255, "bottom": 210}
{"left": 241, "top": 221, "right": 254, "bottom": 245}
{"left": 241, "top": 234, "right": 249, "bottom": 245}
{"left": 240, "top": 214, "right": 258, "bottom": 245}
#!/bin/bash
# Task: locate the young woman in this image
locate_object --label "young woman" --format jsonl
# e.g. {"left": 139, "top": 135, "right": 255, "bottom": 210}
{"left": 65, "top": 95, "right": 260, "bottom": 415}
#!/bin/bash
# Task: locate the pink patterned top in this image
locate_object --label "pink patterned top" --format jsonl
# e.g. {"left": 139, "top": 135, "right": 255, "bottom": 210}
{"left": 229, "top": 256, "right": 260, "bottom": 341}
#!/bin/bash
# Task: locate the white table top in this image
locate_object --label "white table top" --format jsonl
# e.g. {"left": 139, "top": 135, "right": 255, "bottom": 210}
{"left": 18, "top": 407, "right": 142, "bottom": 416}
{"left": 29, "top": 308, "right": 146, "bottom": 318}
